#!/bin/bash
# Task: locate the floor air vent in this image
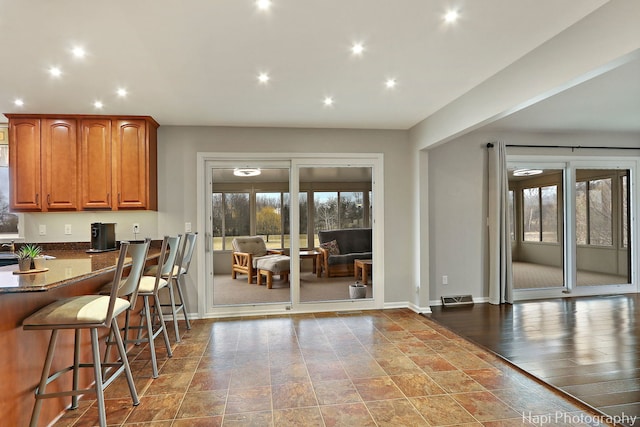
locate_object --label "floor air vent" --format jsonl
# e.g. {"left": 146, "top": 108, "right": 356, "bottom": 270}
{"left": 441, "top": 295, "right": 474, "bottom": 307}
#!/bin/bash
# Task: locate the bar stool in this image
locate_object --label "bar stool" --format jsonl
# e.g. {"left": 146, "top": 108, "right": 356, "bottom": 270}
{"left": 129, "top": 235, "right": 177, "bottom": 377}
{"left": 23, "top": 242, "right": 139, "bottom": 427}
{"left": 100, "top": 239, "right": 151, "bottom": 372}
{"left": 144, "top": 234, "right": 184, "bottom": 341}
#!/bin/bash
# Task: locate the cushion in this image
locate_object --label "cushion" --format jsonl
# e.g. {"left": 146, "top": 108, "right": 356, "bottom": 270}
{"left": 318, "top": 228, "right": 371, "bottom": 254}
{"left": 23, "top": 295, "right": 130, "bottom": 328}
{"left": 256, "top": 255, "right": 290, "bottom": 274}
{"left": 232, "top": 237, "right": 268, "bottom": 257}
{"left": 138, "top": 276, "right": 168, "bottom": 293}
{"left": 320, "top": 239, "right": 340, "bottom": 255}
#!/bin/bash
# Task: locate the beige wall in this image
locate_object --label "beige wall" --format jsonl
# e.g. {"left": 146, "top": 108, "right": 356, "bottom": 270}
{"left": 158, "top": 125, "right": 414, "bottom": 310}
{"left": 426, "top": 131, "right": 640, "bottom": 302}
{"left": 16, "top": 125, "right": 415, "bottom": 313}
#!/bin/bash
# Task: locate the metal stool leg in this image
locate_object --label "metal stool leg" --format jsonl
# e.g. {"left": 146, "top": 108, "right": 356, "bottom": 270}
{"left": 71, "top": 329, "right": 81, "bottom": 409}
{"left": 143, "top": 295, "right": 160, "bottom": 378}
{"left": 175, "top": 276, "right": 191, "bottom": 330}
{"left": 166, "top": 282, "right": 181, "bottom": 342}
{"left": 154, "top": 293, "right": 173, "bottom": 358}
{"left": 90, "top": 328, "right": 107, "bottom": 427}
{"left": 111, "top": 317, "right": 139, "bottom": 405}
{"left": 29, "top": 329, "right": 59, "bottom": 427}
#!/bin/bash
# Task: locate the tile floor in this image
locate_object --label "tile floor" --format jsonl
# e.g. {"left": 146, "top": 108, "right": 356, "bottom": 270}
{"left": 53, "top": 309, "right": 611, "bottom": 426}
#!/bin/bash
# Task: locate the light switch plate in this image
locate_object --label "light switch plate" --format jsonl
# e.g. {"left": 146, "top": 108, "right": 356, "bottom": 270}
{"left": 39, "top": 224, "right": 46, "bottom": 236}
{"left": 185, "top": 222, "right": 192, "bottom": 232}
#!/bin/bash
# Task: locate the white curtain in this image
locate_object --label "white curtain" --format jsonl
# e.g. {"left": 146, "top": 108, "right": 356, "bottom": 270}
{"left": 488, "top": 141, "right": 513, "bottom": 304}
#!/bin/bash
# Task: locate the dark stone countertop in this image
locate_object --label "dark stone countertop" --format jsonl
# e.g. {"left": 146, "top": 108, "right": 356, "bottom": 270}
{"left": 0, "top": 247, "right": 161, "bottom": 294}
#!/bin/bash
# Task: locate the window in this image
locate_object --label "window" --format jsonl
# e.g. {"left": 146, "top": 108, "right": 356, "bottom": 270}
{"left": 213, "top": 190, "right": 304, "bottom": 251}
{"left": 522, "top": 185, "right": 558, "bottom": 242}
{"left": 212, "top": 192, "right": 250, "bottom": 250}
{"left": 314, "top": 191, "right": 365, "bottom": 230}
{"left": 0, "top": 132, "right": 19, "bottom": 237}
{"left": 576, "top": 178, "right": 612, "bottom": 246}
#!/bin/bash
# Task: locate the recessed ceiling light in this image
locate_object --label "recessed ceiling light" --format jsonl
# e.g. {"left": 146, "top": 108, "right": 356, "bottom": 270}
{"left": 323, "top": 97, "right": 334, "bottom": 107}
{"left": 256, "top": 0, "right": 271, "bottom": 11}
{"left": 444, "top": 10, "right": 459, "bottom": 23}
{"left": 385, "top": 78, "right": 397, "bottom": 89}
{"left": 72, "top": 46, "right": 86, "bottom": 58}
{"left": 117, "top": 88, "right": 128, "bottom": 97}
{"left": 257, "top": 72, "right": 270, "bottom": 84}
{"left": 14, "top": 99, "right": 24, "bottom": 107}
{"left": 351, "top": 43, "right": 365, "bottom": 56}
{"left": 49, "top": 66, "right": 62, "bottom": 77}
{"left": 93, "top": 101, "right": 104, "bottom": 109}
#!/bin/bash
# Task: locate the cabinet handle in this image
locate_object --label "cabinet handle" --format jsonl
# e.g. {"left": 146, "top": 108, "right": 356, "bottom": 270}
{"left": 107, "top": 193, "right": 111, "bottom": 205}
{"left": 47, "top": 194, "right": 51, "bottom": 205}
{"left": 36, "top": 193, "right": 39, "bottom": 205}
{"left": 118, "top": 193, "right": 121, "bottom": 204}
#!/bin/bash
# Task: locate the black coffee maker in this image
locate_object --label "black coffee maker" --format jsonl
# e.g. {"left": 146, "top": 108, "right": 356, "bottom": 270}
{"left": 88, "top": 223, "right": 117, "bottom": 253}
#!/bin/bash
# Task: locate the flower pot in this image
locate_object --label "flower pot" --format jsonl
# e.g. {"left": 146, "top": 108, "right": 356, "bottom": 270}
{"left": 33, "top": 256, "right": 46, "bottom": 270}
{"left": 18, "top": 258, "right": 32, "bottom": 272}
{"left": 349, "top": 282, "right": 367, "bottom": 299}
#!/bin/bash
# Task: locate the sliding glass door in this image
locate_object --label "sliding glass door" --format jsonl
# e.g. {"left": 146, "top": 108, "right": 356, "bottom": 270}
{"left": 199, "top": 154, "right": 383, "bottom": 317}
{"left": 210, "top": 165, "right": 292, "bottom": 306}
{"left": 510, "top": 167, "right": 565, "bottom": 290}
{"left": 575, "top": 168, "right": 630, "bottom": 287}
{"left": 298, "top": 166, "right": 373, "bottom": 303}
{"left": 510, "top": 160, "right": 635, "bottom": 299}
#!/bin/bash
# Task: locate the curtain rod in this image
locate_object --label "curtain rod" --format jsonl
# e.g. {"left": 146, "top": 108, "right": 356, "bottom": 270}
{"left": 486, "top": 142, "right": 640, "bottom": 150}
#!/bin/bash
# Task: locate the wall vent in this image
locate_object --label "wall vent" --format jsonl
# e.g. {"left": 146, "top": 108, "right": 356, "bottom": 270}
{"left": 441, "top": 295, "right": 474, "bottom": 307}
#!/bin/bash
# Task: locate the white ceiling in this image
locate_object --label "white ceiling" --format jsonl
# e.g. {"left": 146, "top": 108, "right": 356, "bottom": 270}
{"left": 0, "top": 0, "right": 613, "bottom": 130}
{"left": 482, "top": 56, "right": 640, "bottom": 133}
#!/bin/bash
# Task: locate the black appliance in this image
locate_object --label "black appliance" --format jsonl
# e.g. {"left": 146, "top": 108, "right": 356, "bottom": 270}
{"left": 88, "top": 223, "right": 117, "bottom": 253}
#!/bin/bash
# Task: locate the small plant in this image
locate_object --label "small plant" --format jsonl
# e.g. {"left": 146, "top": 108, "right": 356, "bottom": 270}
{"left": 16, "top": 243, "right": 43, "bottom": 260}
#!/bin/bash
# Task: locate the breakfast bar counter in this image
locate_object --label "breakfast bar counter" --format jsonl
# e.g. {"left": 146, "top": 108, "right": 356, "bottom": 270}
{"left": 0, "top": 247, "right": 161, "bottom": 427}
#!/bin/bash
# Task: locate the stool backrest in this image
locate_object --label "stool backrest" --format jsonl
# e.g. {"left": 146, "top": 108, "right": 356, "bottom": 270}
{"left": 117, "top": 238, "right": 151, "bottom": 309}
{"left": 180, "top": 232, "right": 198, "bottom": 274}
{"left": 105, "top": 241, "right": 130, "bottom": 326}
{"left": 160, "top": 235, "right": 182, "bottom": 277}
{"left": 152, "top": 236, "right": 171, "bottom": 292}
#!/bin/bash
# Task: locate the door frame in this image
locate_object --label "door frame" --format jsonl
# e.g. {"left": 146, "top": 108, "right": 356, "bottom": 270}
{"left": 509, "top": 155, "right": 639, "bottom": 300}
{"left": 196, "top": 152, "right": 384, "bottom": 318}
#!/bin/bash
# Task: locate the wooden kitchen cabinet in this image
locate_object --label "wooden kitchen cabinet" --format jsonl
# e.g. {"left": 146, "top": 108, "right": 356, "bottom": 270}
{"left": 8, "top": 118, "right": 42, "bottom": 210}
{"left": 80, "top": 118, "right": 113, "bottom": 209}
{"left": 8, "top": 117, "right": 79, "bottom": 211}
{"left": 43, "top": 118, "right": 79, "bottom": 210}
{"left": 7, "top": 114, "right": 158, "bottom": 212}
{"left": 113, "top": 119, "right": 157, "bottom": 210}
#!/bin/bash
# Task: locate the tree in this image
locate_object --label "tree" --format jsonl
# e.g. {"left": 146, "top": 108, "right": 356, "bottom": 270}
{"left": 256, "top": 206, "right": 280, "bottom": 242}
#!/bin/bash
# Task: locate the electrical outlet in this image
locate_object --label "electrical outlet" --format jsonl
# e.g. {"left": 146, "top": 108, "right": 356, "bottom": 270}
{"left": 133, "top": 223, "right": 140, "bottom": 234}
{"left": 39, "top": 224, "right": 46, "bottom": 236}
{"left": 442, "top": 275, "right": 448, "bottom": 285}
{"left": 64, "top": 224, "right": 72, "bottom": 235}
{"left": 185, "top": 222, "right": 192, "bottom": 232}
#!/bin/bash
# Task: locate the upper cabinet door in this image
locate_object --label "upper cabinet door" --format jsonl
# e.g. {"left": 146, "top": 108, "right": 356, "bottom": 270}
{"left": 114, "top": 119, "right": 153, "bottom": 209}
{"left": 9, "top": 118, "right": 42, "bottom": 210}
{"left": 81, "top": 119, "right": 113, "bottom": 209}
{"left": 42, "top": 119, "right": 79, "bottom": 210}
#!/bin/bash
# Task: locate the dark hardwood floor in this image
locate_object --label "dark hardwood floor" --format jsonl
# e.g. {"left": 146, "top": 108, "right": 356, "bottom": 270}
{"left": 428, "top": 295, "right": 640, "bottom": 426}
